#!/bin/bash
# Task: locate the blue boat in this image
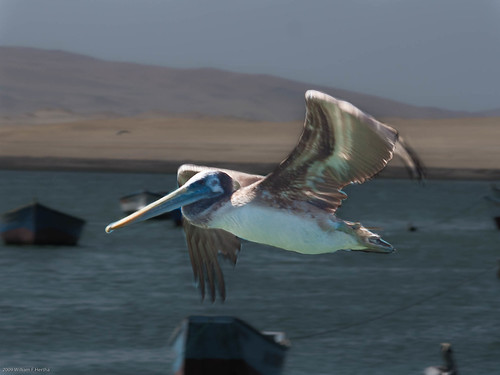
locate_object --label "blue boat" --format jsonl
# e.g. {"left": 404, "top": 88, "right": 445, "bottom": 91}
{"left": 171, "top": 316, "right": 289, "bottom": 375}
{"left": 119, "top": 190, "right": 182, "bottom": 225}
{"left": 0, "top": 202, "right": 86, "bottom": 245}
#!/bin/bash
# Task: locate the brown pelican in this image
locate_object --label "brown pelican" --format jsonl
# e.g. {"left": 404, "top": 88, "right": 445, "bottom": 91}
{"left": 105, "top": 90, "right": 424, "bottom": 301}
{"left": 424, "top": 343, "right": 458, "bottom": 375}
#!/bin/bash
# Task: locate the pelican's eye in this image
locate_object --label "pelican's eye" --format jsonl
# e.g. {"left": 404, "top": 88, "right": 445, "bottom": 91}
{"left": 206, "top": 176, "right": 223, "bottom": 193}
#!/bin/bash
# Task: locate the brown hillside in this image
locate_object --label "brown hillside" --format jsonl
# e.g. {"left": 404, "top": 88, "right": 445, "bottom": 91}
{"left": 0, "top": 46, "right": 476, "bottom": 121}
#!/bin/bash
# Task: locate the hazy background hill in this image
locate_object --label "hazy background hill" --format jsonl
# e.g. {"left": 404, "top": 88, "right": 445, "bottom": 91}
{"left": 0, "top": 46, "right": 490, "bottom": 121}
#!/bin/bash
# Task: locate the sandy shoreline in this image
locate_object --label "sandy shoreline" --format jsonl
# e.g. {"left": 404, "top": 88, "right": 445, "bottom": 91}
{"left": 0, "top": 155, "right": 498, "bottom": 180}
{"left": 0, "top": 115, "right": 498, "bottom": 180}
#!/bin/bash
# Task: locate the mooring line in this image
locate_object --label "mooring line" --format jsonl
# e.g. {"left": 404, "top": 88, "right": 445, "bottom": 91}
{"left": 289, "top": 264, "right": 495, "bottom": 341}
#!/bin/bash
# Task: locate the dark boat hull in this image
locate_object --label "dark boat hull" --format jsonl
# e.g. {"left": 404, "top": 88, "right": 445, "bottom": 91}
{"left": 1, "top": 202, "right": 86, "bottom": 245}
{"left": 171, "top": 316, "right": 289, "bottom": 375}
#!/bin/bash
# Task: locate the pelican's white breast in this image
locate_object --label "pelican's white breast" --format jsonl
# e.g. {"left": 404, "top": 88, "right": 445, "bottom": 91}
{"left": 209, "top": 202, "right": 362, "bottom": 254}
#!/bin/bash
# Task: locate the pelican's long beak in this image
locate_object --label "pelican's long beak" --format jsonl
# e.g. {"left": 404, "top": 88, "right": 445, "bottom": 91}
{"left": 105, "top": 183, "right": 217, "bottom": 233}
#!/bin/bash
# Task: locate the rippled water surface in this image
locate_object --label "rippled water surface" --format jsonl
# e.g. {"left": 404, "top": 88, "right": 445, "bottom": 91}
{"left": 0, "top": 170, "right": 498, "bottom": 374}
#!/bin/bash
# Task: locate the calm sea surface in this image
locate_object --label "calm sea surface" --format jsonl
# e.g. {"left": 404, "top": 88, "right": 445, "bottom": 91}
{"left": 0, "top": 170, "right": 498, "bottom": 374}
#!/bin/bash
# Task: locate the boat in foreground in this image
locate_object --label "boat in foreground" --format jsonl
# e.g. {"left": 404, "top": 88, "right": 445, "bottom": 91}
{"left": 171, "top": 316, "right": 289, "bottom": 375}
{"left": 0, "top": 202, "right": 86, "bottom": 245}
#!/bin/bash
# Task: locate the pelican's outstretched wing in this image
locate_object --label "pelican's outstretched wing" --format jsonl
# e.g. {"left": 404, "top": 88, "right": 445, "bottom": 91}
{"left": 177, "top": 164, "right": 263, "bottom": 301}
{"left": 258, "top": 90, "right": 423, "bottom": 211}
{"left": 394, "top": 135, "right": 426, "bottom": 180}
{"left": 182, "top": 221, "right": 240, "bottom": 301}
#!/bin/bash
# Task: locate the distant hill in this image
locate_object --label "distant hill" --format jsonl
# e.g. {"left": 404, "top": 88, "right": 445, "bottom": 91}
{"left": 0, "top": 46, "right": 484, "bottom": 121}
{"left": 477, "top": 107, "right": 500, "bottom": 117}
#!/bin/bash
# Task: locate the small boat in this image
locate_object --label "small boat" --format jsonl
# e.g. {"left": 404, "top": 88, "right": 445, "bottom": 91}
{"left": 119, "top": 190, "right": 182, "bottom": 225}
{"left": 485, "top": 184, "right": 500, "bottom": 230}
{"left": 171, "top": 316, "right": 290, "bottom": 375}
{"left": 0, "top": 201, "right": 86, "bottom": 245}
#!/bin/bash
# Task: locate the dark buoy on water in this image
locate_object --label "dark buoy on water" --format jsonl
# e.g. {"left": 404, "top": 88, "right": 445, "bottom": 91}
{"left": 407, "top": 222, "right": 418, "bottom": 232}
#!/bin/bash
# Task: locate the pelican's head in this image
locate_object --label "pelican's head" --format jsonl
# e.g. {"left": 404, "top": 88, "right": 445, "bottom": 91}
{"left": 105, "top": 171, "right": 235, "bottom": 233}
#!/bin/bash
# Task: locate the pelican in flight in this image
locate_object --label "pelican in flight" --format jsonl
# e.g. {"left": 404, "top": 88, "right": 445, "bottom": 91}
{"left": 106, "top": 90, "right": 424, "bottom": 301}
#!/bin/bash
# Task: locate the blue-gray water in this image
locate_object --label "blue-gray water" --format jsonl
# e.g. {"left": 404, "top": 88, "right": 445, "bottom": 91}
{"left": 0, "top": 170, "right": 498, "bottom": 374}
